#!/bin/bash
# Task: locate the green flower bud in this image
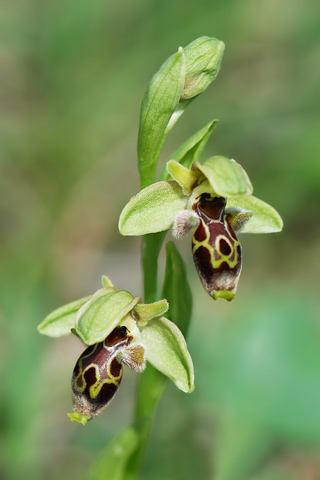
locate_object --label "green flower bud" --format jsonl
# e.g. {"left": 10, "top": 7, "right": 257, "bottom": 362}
{"left": 181, "top": 36, "right": 225, "bottom": 101}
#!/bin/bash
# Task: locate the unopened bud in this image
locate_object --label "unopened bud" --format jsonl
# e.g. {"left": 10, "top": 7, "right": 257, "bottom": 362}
{"left": 181, "top": 36, "right": 225, "bottom": 101}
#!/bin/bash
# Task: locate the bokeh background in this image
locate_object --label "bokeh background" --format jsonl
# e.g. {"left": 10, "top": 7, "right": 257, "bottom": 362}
{"left": 1, "top": 0, "right": 320, "bottom": 479}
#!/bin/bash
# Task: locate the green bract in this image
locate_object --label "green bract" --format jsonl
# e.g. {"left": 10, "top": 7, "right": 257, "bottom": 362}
{"left": 159, "top": 120, "right": 218, "bottom": 181}
{"left": 138, "top": 37, "right": 225, "bottom": 189}
{"left": 138, "top": 48, "right": 186, "bottom": 189}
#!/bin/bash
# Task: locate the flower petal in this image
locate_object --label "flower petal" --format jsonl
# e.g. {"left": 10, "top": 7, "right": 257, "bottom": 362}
{"left": 227, "top": 195, "right": 283, "bottom": 233}
{"left": 166, "top": 160, "right": 201, "bottom": 194}
{"left": 119, "top": 181, "right": 188, "bottom": 236}
{"left": 139, "top": 316, "right": 194, "bottom": 393}
{"left": 193, "top": 156, "right": 253, "bottom": 196}
{"left": 133, "top": 299, "right": 169, "bottom": 326}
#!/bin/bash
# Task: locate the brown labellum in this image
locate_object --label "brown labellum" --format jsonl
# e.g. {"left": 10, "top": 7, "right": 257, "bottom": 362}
{"left": 192, "top": 194, "right": 242, "bottom": 300}
{"left": 71, "top": 326, "right": 132, "bottom": 419}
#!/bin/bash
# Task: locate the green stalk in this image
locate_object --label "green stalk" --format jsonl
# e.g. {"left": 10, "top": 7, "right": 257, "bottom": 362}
{"left": 125, "top": 232, "right": 168, "bottom": 478}
{"left": 124, "top": 368, "right": 167, "bottom": 480}
{"left": 141, "top": 232, "right": 166, "bottom": 304}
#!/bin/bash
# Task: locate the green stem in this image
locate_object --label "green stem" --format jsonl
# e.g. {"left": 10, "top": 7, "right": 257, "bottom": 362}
{"left": 141, "top": 232, "right": 167, "bottom": 304}
{"left": 124, "top": 368, "right": 167, "bottom": 480}
{"left": 125, "top": 231, "right": 167, "bottom": 478}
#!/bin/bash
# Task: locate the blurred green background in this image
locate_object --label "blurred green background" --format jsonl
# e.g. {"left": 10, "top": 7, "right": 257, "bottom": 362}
{"left": 1, "top": 0, "right": 320, "bottom": 479}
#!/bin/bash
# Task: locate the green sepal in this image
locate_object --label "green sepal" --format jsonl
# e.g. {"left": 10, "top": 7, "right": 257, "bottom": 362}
{"left": 139, "top": 316, "right": 194, "bottom": 393}
{"left": 227, "top": 195, "right": 283, "bottom": 233}
{"left": 75, "top": 290, "right": 141, "bottom": 345}
{"left": 37, "top": 295, "right": 92, "bottom": 337}
{"left": 74, "top": 287, "right": 117, "bottom": 323}
{"left": 138, "top": 48, "right": 186, "bottom": 189}
{"left": 119, "top": 181, "right": 188, "bottom": 236}
{"left": 162, "top": 242, "right": 192, "bottom": 337}
{"left": 159, "top": 120, "right": 218, "bottom": 182}
{"left": 166, "top": 160, "right": 200, "bottom": 194}
{"left": 193, "top": 156, "right": 253, "bottom": 196}
{"left": 133, "top": 299, "right": 169, "bottom": 326}
{"left": 181, "top": 36, "right": 225, "bottom": 101}
{"left": 67, "top": 411, "right": 91, "bottom": 426}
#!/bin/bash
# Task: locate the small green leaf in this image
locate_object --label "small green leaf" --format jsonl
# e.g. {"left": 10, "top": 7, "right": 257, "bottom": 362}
{"left": 194, "top": 156, "right": 253, "bottom": 196}
{"left": 119, "top": 181, "right": 188, "bottom": 236}
{"left": 138, "top": 48, "right": 186, "bottom": 189}
{"left": 37, "top": 295, "right": 92, "bottom": 337}
{"left": 174, "top": 120, "right": 218, "bottom": 169}
{"left": 182, "top": 36, "right": 225, "bottom": 100}
{"left": 139, "top": 316, "right": 194, "bottom": 393}
{"left": 133, "top": 299, "right": 169, "bottom": 326}
{"left": 227, "top": 195, "right": 283, "bottom": 233}
{"left": 162, "top": 242, "right": 192, "bottom": 337}
{"left": 75, "top": 290, "right": 140, "bottom": 345}
{"left": 166, "top": 160, "right": 200, "bottom": 194}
